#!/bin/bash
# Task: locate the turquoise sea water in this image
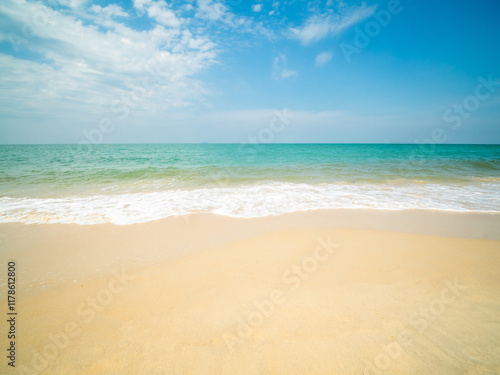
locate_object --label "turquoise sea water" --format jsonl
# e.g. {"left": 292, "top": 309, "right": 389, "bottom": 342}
{"left": 1, "top": 144, "right": 499, "bottom": 224}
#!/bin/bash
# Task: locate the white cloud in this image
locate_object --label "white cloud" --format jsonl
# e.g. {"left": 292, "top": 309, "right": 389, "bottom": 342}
{"left": 133, "top": 0, "right": 152, "bottom": 12}
{"left": 90, "top": 4, "right": 129, "bottom": 18}
{"left": 289, "top": 4, "right": 376, "bottom": 45}
{"left": 196, "top": 0, "right": 227, "bottom": 21}
{"left": 315, "top": 51, "right": 332, "bottom": 67}
{"left": 0, "top": 0, "right": 217, "bottom": 125}
{"left": 132, "top": 0, "right": 182, "bottom": 29}
{"left": 147, "top": 1, "right": 181, "bottom": 28}
{"left": 57, "top": 0, "right": 88, "bottom": 10}
{"left": 252, "top": 4, "right": 263, "bottom": 12}
{"left": 290, "top": 14, "right": 330, "bottom": 44}
{"left": 272, "top": 54, "right": 297, "bottom": 80}
{"left": 281, "top": 68, "right": 297, "bottom": 79}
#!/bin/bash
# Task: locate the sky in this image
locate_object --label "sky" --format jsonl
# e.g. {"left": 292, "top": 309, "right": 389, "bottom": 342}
{"left": 0, "top": 0, "right": 499, "bottom": 144}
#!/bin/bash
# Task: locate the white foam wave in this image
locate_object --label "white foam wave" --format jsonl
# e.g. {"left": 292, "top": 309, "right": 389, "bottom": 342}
{"left": 1, "top": 182, "right": 499, "bottom": 225}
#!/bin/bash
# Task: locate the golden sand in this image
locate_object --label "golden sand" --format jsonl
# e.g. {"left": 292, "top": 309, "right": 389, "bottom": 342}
{"left": 1, "top": 210, "right": 499, "bottom": 374}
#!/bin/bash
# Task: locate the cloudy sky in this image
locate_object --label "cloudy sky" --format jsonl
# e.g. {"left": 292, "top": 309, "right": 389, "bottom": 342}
{"left": 0, "top": 0, "right": 499, "bottom": 144}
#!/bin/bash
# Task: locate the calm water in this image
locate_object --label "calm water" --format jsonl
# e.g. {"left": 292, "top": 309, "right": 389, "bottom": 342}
{"left": 0, "top": 144, "right": 499, "bottom": 224}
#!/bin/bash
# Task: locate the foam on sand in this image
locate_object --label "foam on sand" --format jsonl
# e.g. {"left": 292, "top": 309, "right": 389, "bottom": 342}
{"left": 1, "top": 181, "right": 499, "bottom": 224}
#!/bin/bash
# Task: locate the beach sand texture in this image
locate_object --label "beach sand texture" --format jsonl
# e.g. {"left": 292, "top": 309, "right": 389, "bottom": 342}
{"left": 1, "top": 210, "right": 499, "bottom": 374}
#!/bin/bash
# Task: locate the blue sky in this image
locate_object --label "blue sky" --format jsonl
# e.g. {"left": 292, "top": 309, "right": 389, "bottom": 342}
{"left": 0, "top": 0, "right": 499, "bottom": 143}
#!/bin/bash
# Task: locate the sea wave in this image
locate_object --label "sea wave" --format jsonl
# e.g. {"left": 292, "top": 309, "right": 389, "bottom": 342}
{"left": 1, "top": 182, "right": 499, "bottom": 225}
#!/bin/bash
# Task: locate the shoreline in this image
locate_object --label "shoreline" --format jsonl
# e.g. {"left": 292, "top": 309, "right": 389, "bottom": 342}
{"left": 2, "top": 207, "right": 500, "bottom": 238}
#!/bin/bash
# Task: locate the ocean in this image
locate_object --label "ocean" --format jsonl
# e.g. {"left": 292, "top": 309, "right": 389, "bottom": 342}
{"left": 0, "top": 144, "right": 499, "bottom": 224}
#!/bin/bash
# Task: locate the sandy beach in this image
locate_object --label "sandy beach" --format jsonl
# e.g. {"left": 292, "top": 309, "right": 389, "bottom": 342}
{"left": 1, "top": 209, "right": 500, "bottom": 374}
{"left": 2, "top": 0, "right": 500, "bottom": 372}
